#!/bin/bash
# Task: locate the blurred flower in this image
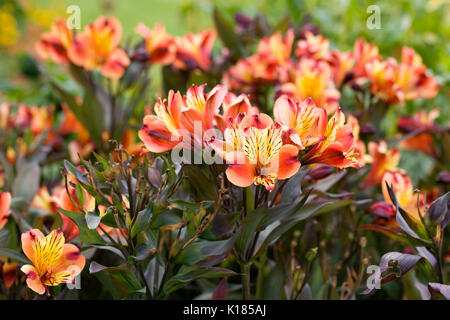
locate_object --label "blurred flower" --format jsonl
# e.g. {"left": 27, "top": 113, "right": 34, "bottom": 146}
{"left": 0, "top": 7, "right": 19, "bottom": 47}
{"left": 2, "top": 262, "right": 18, "bottom": 288}
{"left": 0, "top": 192, "right": 12, "bottom": 229}
{"left": 295, "top": 32, "right": 330, "bottom": 61}
{"left": 277, "top": 59, "right": 340, "bottom": 114}
{"left": 352, "top": 38, "right": 381, "bottom": 79}
{"left": 366, "top": 58, "right": 403, "bottom": 104}
{"left": 52, "top": 175, "right": 95, "bottom": 241}
{"left": 347, "top": 115, "right": 368, "bottom": 167}
{"left": 70, "top": 16, "right": 130, "bottom": 78}
{"left": 398, "top": 109, "right": 440, "bottom": 158}
{"left": 369, "top": 201, "right": 395, "bottom": 220}
{"left": 21, "top": 229, "right": 85, "bottom": 295}
{"left": 381, "top": 170, "right": 418, "bottom": 218}
{"left": 173, "top": 30, "right": 216, "bottom": 70}
{"left": 31, "top": 186, "right": 55, "bottom": 213}
{"left": 306, "top": 164, "right": 335, "bottom": 181}
{"left": 208, "top": 113, "right": 301, "bottom": 190}
{"left": 395, "top": 47, "right": 439, "bottom": 101}
{"left": 436, "top": 171, "right": 450, "bottom": 185}
{"left": 257, "top": 29, "right": 294, "bottom": 68}
{"left": 134, "top": 23, "right": 175, "bottom": 65}
{"left": 301, "top": 108, "right": 359, "bottom": 168}
{"left": 139, "top": 84, "right": 227, "bottom": 152}
{"left": 329, "top": 50, "right": 354, "bottom": 86}
{"left": 35, "top": 18, "right": 73, "bottom": 63}
{"left": 362, "top": 141, "right": 400, "bottom": 187}
{"left": 0, "top": 102, "right": 11, "bottom": 129}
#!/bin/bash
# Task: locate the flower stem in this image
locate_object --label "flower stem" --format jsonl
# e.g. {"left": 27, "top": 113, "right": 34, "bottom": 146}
{"left": 241, "top": 262, "right": 251, "bottom": 300}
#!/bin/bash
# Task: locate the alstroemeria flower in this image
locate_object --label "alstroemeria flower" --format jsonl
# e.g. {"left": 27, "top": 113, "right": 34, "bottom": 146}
{"left": 395, "top": 47, "right": 439, "bottom": 101}
{"left": 277, "top": 59, "right": 340, "bottom": 114}
{"left": 352, "top": 38, "right": 381, "bottom": 78}
{"left": 295, "top": 32, "right": 331, "bottom": 61}
{"left": 135, "top": 23, "right": 175, "bottom": 65}
{"left": 301, "top": 108, "right": 359, "bottom": 168}
{"left": 52, "top": 176, "right": 95, "bottom": 241}
{"left": 70, "top": 16, "right": 130, "bottom": 78}
{"left": 2, "top": 262, "right": 17, "bottom": 288}
{"left": 257, "top": 29, "right": 294, "bottom": 68}
{"left": 366, "top": 58, "right": 403, "bottom": 104}
{"left": 347, "top": 115, "right": 368, "bottom": 167}
{"left": 398, "top": 109, "right": 440, "bottom": 158}
{"left": 361, "top": 140, "right": 400, "bottom": 187}
{"left": 329, "top": 50, "right": 354, "bottom": 86}
{"left": 20, "top": 229, "right": 85, "bottom": 295}
{"left": 36, "top": 18, "right": 73, "bottom": 63}
{"left": 31, "top": 186, "right": 55, "bottom": 213}
{"left": 208, "top": 113, "right": 301, "bottom": 190}
{"left": 273, "top": 96, "right": 327, "bottom": 150}
{"left": 381, "top": 170, "right": 419, "bottom": 219}
{"left": 0, "top": 192, "right": 11, "bottom": 229}
{"left": 173, "top": 30, "right": 216, "bottom": 70}
{"left": 139, "top": 84, "right": 227, "bottom": 153}
{"left": 214, "top": 92, "right": 259, "bottom": 133}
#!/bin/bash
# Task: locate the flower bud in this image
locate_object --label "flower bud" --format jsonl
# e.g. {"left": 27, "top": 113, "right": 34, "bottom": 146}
{"left": 369, "top": 201, "right": 395, "bottom": 219}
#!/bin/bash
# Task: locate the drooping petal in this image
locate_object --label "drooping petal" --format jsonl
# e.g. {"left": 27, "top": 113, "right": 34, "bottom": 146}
{"left": 225, "top": 163, "right": 256, "bottom": 188}
{"left": 20, "top": 265, "right": 46, "bottom": 295}
{"left": 138, "top": 115, "right": 178, "bottom": 153}
{"left": 275, "top": 144, "right": 301, "bottom": 179}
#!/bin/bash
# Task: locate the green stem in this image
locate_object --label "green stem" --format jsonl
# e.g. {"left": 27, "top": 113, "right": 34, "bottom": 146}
{"left": 241, "top": 262, "right": 251, "bottom": 300}
{"left": 255, "top": 250, "right": 267, "bottom": 299}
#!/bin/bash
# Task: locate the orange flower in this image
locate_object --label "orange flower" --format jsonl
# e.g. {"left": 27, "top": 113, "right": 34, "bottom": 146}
{"left": 277, "top": 59, "right": 340, "bottom": 114}
{"left": 398, "top": 109, "right": 440, "bottom": 158}
{"left": 362, "top": 140, "right": 400, "bottom": 187}
{"left": 301, "top": 108, "right": 359, "bottom": 168}
{"left": 31, "top": 186, "right": 55, "bottom": 213}
{"left": 0, "top": 102, "right": 11, "bottom": 129}
{"left": 366, "top": 58, "right": 403, "bottom": 104}
{"left": 295, "top": 32, "right": 330, "bottom": 61}
{"left": 0, "top": 192, "right": 11, "bottom": 229}
{"left": 36, "top": 18, "right": 73, "bottom": 63}
{"left": 273, "top": 96, "right": 327, "bottom": 150}
{"left": 20, "top": 229, "right": 85, "bottom": 295}
{"left": 347, "top": 115, "right": 368, "bottom": 167}
{"left": 381, "top": 170, "right": 418, "bottom": 218}
{"left": 70, "top": 16, "right": 130, "bottom": 78}
{"left": 208, "top": 113, "right": 301, "bottom": 190}
{"left": 214, "top": 92, "right": 258, "bottom": 133}
{"left": 329, "top": 50, "right": 354, "bottom": 86}
{"left": 395, "top": 47, "right": 439, "bottom": 101}
{"left": 257, "top": 29, "right": 294, "bottom": 67}
{"left": 139, "top": 84, "right": 227, "bottom": 153}
{"left": 173, "top": 30, "right": 216, "bottom": 70}
{"left": 2, "top": 262, "right": 18, "bottom": 288}
{"left": 52, "top": 178, "right": 95, "bottom": 241}
{"left": 135, "top": 23, "right": 175, "bottom": 65}
{"left": 352, "top": 38, "right": 381, "bottom": 78}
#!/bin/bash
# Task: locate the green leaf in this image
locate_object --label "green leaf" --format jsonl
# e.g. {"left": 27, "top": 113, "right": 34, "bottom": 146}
{"left": 161, "top": 267, "right": 237, "bottom": 298}
{"left": 0, "top": 248, "right": 30, "bottom": 264}
{"left": 213, "top": 7, "right": 247, "bottom": 58}
{"left": 58, "top": 208, "right": 105, "bottom": 244}
{"left": 131, "top": 206, "right": 153, "bottom": 238}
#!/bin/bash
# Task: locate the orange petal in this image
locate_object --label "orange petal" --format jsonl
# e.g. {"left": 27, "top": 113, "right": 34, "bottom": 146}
{"left": 21, "top": 229, "right": 45, "bottom": 265}
{"left": 273, "top": 96, "right": 297, "bottom": 128}
{"left": 139, "top": 115, "right": 177, "bottom": 153}
{"left": 21, "top": 265, "right": 46, "bottom": 295}
{"left": 52, "top": 244, "right": 86, "bottom": 278}
{"left": 226, "top": 163, "right": 256, "bottom": 188}
{"left": 276, "top": 144, "right": 301, "bottom": 179}
{"left": 204, "top": 85, "right": 227, "bottom": 130}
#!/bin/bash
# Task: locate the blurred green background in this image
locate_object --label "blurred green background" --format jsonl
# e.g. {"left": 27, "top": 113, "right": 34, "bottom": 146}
{"left": 0, "top": 0, "right": 449, "bottom": 122}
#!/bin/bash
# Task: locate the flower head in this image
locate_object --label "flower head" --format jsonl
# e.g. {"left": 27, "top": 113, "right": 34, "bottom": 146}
{"left": 36, "top": 18, "right": 73, "bottom": 63}
{"left": 208, "top": 113, "right": 301, "bottom": 190}
{"left": 173, "top": 30, "right": 216, "bottom": 70}
{"left": 0, "top": 192, "right": 11, "bottom": 229}
{"left": 362, "top": 141, "right": 400, "bottom": 187}
{"left": 277, "top": 59, "right": 340, "bottom": 114}
{"left": 295, "top": 32, "right": 331, "bottom": 61}
{"left": 139, "top": 84, "right": 227, "bottom": 153}
{"left": 135, "top": 23, "right": 175, "bottom": 65}
{"left": 70, "top": 16, "right": 130, "bottom": 78}
{"left": 21, "top": 229, "right": 85, "bottom": 295}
